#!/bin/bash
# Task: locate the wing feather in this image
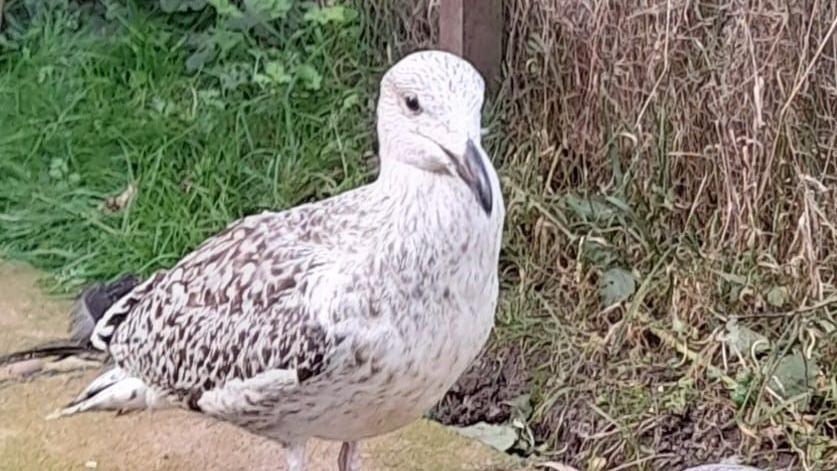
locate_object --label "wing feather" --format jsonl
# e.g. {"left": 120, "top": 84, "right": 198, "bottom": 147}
{"left": 96, "top": 206, "right": 356, "bottom": 407}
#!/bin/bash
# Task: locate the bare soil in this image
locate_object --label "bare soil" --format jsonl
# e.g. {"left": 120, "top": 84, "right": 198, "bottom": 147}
{"left": 0, "top": 262, "right": 519, "bottom": 471}
{"left": 430, "top": 346, "right": 530, "bottom": 426}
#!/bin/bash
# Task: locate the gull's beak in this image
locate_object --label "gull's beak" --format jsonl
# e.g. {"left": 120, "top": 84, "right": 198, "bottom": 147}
{"left": 451, "top": 139, "right": 493, "bottom": 216}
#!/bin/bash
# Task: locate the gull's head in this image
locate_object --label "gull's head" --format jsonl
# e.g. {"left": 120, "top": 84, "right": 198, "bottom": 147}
{"left": 376, "top": 50, "right": 493, "bottom": 215}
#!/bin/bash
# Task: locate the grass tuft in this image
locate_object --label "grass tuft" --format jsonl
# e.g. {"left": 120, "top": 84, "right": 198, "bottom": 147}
{"left": 0, "top": 2, "right": 378, "bottom": 291}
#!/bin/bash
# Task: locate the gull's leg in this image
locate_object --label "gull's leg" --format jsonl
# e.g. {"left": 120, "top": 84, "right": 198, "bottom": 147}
{"left": 338, "top": 441, "right": 360, "bottom": 471}
{"left": 285, "top": 441, "right": 307, "bottom": 471}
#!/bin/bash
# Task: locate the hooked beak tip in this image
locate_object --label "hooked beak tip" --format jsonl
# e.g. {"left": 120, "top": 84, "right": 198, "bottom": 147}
{"left": 461, "top": 139, "right": 493, "bottom": 215}
{"left": 437, "top": 138, "right": 493, "bottom": 216}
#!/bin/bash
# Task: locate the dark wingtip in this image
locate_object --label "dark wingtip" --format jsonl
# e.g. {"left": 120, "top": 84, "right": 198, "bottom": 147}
{"left": 0, "top": 341, "right": 97, "bottom": 366}
{"left": 69, "top": 274, "right": 140, "bottom": 344}
{"left": 0, "top": 275, "right": 140, "bottom": 366}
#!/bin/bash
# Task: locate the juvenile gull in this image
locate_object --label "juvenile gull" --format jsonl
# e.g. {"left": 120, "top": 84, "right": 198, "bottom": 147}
{"left": 44, "top": 50, "right": 504, "bottom": 471}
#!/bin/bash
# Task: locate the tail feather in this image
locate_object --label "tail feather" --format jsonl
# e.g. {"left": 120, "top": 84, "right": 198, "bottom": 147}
{"left": 1, "top": 273, "right": 148, "bottom": 420}
{"left": 48, "top": 367, "right": 161, "bottom": 419}
{"left": 0, "top": 273, "right": 140, "bottom": 368}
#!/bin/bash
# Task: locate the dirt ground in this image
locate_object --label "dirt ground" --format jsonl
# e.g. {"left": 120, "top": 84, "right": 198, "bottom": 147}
{"left": 430, "top": 346, "right": 529, "bottom": 427}
{"left": 0, "top": 261, "right": 520, "bottom": 471}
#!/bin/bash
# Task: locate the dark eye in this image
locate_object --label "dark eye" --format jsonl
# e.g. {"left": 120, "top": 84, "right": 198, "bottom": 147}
{"left": 404, "top": 94, "right": 421, "bottom": 113}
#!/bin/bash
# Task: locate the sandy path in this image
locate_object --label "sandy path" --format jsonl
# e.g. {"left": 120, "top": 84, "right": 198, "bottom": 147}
{"left": 0, "top": 262, "right": 517, "bottom": 471}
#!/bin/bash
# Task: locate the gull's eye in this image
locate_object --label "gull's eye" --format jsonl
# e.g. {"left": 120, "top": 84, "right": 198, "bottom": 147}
{"left": 404, "top": 94, "right": 421, "bottom": 114}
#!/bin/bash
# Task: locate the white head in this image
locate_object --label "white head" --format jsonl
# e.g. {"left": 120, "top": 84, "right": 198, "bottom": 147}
{"left": 376, "top": 50, "right": 493, "bottom": 215}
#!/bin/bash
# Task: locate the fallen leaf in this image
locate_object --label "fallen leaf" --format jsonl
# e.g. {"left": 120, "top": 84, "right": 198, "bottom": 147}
{"left": 724, "top": 319, "right": 770, "bottom": 356}
{"left": 599, "top": 267, "right": 636, "bottom": 306}
{"left": 101, "top": 183, "right": 137, "bottom": 214}
{"left": 451, "top": 422, "right": 518, "bottom": 452}
{"left": 766, "top": 286, "right": 789, "bottom": 307}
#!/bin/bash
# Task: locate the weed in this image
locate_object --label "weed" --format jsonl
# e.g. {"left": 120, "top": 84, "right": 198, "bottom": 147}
{"left": 0, "top": 2, "right": 378, "bottom": 292}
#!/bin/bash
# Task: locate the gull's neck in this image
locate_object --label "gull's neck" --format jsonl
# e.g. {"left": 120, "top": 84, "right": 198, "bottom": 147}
{"left": 370, "top": 158, "right": 463, "bottom": 224}
{"left": 376, "top": 159, "right": 442, "bottom": 190}
{"left": 374, "top": 157, "right": 477, "bottom": 213}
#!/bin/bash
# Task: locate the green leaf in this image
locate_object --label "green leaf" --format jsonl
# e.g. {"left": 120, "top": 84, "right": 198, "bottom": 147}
{"left": 212, "top": 62, "right": 250, "bottom": 91}
{"left": 303, "top": 5, "right": 358, "bottom": 25}
{"left": 296, "top": 64, "right": 321, "bottom": 91}
{"left": 159, "top": 0, "right": 207, "bottom": 13}
{"left": 730, "top": 368, "right": 754, "bottom": 408}
{"left": 207, "top": 0, "right": 244, "bottom": 18}
{"left": 451, "top": 422, "right": 518, "bottom": 452}
{"left": 504, "top": 393, "right": 532, "bottom": 422}
{"left": 151, "top": 96, "right": 175, "bottom": 115}
{"left": 212, "top": 29, "right": 244, "bottom": 56}
{"left": 186, "top": 45, "right": 215, "bottom": 73}
{"left": 604, "top": 195, "right": 632, "bottom": 215}
{"left": 244, "top": 0, "right": 293, "bottom": 21}
{"left": 197, "top": 89, "right": 226, "bottom": 110}
{"left": 341, "top": 93, "right": 359, "bottom": 110}
{"left": 264, "top": 61, "right": 291, "bottom": 84}
{"left": 767, "top": 286, "right": 789, "bottom": 307}
{"left": 565, "top": 194, "right": 615, "bottom": 220}
{"left": 48, "top": 158, "right": 68, "bottom": 179}
{"left": 37, "top": 65, "right": 54, "bottom": 84}
{"left": 599, "top": 267, "right": 636, "bottom": 306}
{"left": 723, "top": 319, "right": 770, "bottom": 356}
{"left": 661, "top": 376, "right": 696, "bottom": 414}
{"left": 768, "top": 352, "right": 819, "bottom": 410}
{"left": 581, "top": 238, "right": 617, "bottom": 269}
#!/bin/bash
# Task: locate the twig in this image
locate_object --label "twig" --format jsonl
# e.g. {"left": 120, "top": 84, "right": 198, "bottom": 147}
{"left": 629, "top": 248, "right": 738, "bottom": 386}
{"left": 763, "top": 9, "right": 837, "bottom": 197}
{"left": 647, "top": 322, "right": 737, "bottom": 390}
{"left": 633, "top": 0, "right": 671, "bottom": 133}
{"left": 778, "top": 13, "right": 837, "bottom": 119}
{"left": 733, "top": 295, "right": 837, "bottom": 319}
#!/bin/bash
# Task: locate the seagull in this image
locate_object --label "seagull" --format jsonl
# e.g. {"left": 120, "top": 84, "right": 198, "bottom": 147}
{"left": 17, "top": 50, "right": 504, "bottom": 471}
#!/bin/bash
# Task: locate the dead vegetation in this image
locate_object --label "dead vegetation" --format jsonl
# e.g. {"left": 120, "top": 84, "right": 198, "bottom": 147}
{"left": 359, "top": 1, "right": 837, "bottom": 469}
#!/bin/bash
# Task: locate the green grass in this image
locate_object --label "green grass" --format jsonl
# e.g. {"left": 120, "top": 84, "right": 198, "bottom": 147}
{"left": 0, "top": 3, "right": 378, "bottom": 291}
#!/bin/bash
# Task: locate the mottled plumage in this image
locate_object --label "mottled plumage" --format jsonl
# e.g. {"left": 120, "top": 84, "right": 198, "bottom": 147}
{"left": 52, "top": 50, "right": 505, "bottom": 471}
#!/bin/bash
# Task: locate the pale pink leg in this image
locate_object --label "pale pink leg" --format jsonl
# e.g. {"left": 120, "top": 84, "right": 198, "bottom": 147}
{"left": 338, "top": 441, "right": 360, "bottom": 471}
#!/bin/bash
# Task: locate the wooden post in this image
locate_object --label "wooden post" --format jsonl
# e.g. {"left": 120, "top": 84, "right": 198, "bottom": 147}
{"left": 438, "top": 0, "right": 503, "bottom": 93}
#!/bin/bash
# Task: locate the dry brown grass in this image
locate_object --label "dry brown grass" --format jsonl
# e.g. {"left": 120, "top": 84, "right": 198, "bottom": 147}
{"left": 357, "top": 1, "right": 837, "bottom": 469}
